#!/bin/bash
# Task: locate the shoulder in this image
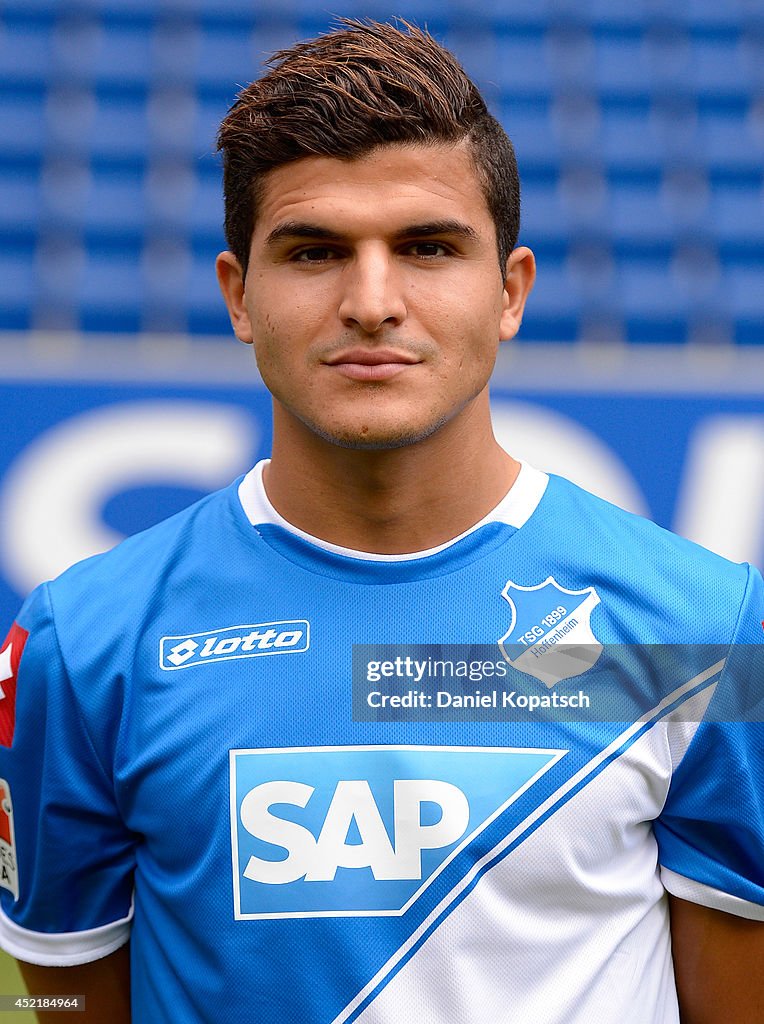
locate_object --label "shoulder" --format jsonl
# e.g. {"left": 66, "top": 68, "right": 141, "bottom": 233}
{"left": 54, "top": 478, "right": 242, "bottom": 587}
{"left": 12, "top": 477, "right": 267, "bottom": 734}
{"left": 20, "top": 478, "right": 253, "bottom": 654}
{"left": 542, "top": 472, "right": 749, "bottom": 580}
{"left": 535, "top": 474, "right": 760, "bottom": 643}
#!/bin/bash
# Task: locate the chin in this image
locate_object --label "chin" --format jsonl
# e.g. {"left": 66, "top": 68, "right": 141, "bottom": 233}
{"left": 307, "top": 416, "right": 447, "bottom": 452}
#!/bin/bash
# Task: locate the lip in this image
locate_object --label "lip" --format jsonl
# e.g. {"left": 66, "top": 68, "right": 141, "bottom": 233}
{"left": 322, "top": 348, "right": 422, "bottom": 381}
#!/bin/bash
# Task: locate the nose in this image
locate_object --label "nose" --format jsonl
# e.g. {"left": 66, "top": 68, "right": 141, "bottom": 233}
{"left": 337, "top": 248, "right": 407, "bottom": 334}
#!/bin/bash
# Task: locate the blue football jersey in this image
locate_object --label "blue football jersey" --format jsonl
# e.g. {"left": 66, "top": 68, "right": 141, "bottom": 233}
{"left": 0, "top": 461, "right": 762, "bottom": 1023}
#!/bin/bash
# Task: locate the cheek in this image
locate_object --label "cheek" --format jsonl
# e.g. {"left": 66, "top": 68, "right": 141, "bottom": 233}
{"left": 249, "top": 282, "right": 329, "bottom": 346}
{"left": 429, "top": 278, "right": 504, "bottom": 332}
{"left": 248, "top": 310, "right": 284, "bottom": 382}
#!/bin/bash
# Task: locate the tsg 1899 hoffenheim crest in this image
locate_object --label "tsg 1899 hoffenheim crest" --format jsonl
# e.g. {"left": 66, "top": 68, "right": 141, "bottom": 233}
{"left": 499, "top": 577, "right": 603, "bottom": 688}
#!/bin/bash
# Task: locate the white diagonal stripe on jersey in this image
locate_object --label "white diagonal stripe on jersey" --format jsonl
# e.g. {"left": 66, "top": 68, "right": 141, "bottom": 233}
{"left": 333, "top": 657, "right": 726, "bottom": 1024}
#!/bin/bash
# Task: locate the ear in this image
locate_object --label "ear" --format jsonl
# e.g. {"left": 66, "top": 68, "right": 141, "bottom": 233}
{"left": 215, "top": 251, "right": 254, "bottom": 344}
{"left": 499, "top": 246, "right": 536, "bottom": 342}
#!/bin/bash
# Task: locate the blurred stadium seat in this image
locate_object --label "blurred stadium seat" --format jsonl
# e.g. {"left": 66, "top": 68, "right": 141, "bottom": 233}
{"left": 0, "top": 0, "right": 761, "bottom": 344}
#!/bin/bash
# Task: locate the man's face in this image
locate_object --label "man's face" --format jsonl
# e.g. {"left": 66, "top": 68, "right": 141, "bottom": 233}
{"left": 217, "top": 142, "right": 534, "bottom": 451}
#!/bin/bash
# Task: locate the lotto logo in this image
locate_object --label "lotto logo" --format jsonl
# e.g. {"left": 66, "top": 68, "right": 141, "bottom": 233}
{"left": 229, "top": 745, "right": 564, "bottom": 919}
{"left": 160, "top": 621, "right": 309, "bottom": 670}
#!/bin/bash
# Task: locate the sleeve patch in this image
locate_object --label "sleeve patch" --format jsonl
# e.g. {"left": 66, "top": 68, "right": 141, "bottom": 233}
{"left": 0, "top": 780, "right": 18, "bottom": 900}
{"left": 0, "top": 623, "right": 29, "bottom": 748}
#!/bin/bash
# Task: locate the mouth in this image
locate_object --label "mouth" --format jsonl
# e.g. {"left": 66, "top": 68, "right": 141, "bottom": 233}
{"left": 322, "top": 348, "right": 422, "bottom": 381}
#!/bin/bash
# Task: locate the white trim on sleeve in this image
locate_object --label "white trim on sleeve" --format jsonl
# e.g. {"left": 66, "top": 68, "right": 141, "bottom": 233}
{"left": 0, "top": 901, "right": 133, "bottom": 966}
{"left": 661, "top": 867, "right": 764, "bottom": 921}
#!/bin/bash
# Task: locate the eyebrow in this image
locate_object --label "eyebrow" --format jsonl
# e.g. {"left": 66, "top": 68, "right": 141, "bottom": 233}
{"left": 264, "top": 219, "right": 480, "bottom": 248}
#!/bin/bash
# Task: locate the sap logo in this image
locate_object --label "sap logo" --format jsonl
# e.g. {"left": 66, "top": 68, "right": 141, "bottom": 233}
{"left": 240, "top": 778, "right": 469, "bottom": 884}
{"left": 160, "top": 620, "right": 309, "bottom": 670}
{"left": 230, "top": 745, "right": 565, "bottom": 919}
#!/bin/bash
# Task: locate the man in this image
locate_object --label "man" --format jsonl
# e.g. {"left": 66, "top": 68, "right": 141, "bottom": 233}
{"left": 1, "top": 19, "right": 762, "bottom": 1024}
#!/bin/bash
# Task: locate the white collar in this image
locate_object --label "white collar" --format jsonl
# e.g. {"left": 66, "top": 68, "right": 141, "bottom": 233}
{"left": 238, "top": 459, "right": 548, "bottom": 562}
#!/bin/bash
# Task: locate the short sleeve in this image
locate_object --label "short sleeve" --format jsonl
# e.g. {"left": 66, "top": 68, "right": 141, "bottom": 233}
{"left": 0, "top": 584, "right": 136, "bottom": 965}
{"left": 655, "top": 564, "right": 764, "bottom": 920}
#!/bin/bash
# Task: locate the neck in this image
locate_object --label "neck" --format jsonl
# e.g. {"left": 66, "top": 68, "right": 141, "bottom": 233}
{"left": 263, "top": 399, "right": 519, "bottom": 554}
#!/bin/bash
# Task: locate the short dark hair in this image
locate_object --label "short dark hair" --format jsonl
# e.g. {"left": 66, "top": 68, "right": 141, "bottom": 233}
{"left": 217, "top": 19, "right": 520, "bottom": 277}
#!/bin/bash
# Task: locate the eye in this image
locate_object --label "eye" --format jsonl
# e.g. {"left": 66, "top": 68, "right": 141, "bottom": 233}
{"left": 293, "top": 246, "right": 337, "bottom": 263}
{"left": 406, "top": 241, "right": 450, "bottom": 258}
